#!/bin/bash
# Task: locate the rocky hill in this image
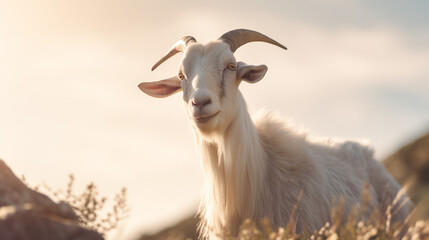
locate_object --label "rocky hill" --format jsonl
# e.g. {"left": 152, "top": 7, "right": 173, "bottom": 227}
{"left": 137, "top": 132, "right": 429, "bottom": 240}
{"left": 0, "top": 159, "right": 104, "bottom": 240}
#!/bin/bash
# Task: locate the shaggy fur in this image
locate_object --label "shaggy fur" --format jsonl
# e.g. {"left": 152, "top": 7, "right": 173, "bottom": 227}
{"left": 196, "top": 95, "right": 409, "bottom": 239}
{"left": 138, "top": 30, "right": 410, "bottom": 239}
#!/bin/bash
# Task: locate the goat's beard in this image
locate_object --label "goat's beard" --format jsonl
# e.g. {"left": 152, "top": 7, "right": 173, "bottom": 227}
{"left": 192, "top": 114, "right": 240, "bottom": 143}
{"left": 191, "top": 114, "right": 221, "bottom": 135}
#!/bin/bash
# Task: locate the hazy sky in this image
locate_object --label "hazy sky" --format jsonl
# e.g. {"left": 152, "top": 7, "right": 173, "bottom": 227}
{"left": 1, "top": 1, "right": 428, "bottom": 239}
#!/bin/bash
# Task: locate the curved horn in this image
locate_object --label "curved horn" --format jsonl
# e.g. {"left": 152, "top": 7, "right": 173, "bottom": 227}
{"left": 151, "top": 36, "right": 196, "bottom": 71}
{"left": 218, "top": 29, "right": 287, "bottom": 53}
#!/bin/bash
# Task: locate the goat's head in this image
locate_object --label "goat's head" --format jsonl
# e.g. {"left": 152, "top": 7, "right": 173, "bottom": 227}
{"left": 139, "top": 29, "right": 286, "bottom": 135}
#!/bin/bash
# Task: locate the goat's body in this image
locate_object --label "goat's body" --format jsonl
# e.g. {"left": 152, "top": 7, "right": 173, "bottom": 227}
{"left": 139, "top": 29, "right": 410, "bottom": 240}
{"left": 197, "top": 94, "right": 409, "bottom": 239}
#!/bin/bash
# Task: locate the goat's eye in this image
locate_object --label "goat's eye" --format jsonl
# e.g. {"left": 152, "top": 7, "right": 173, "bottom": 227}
{"left": 227, "top": 63, "right": 236, "bottom": 71}
{"left": 178, "top": 72, "right": 184, "bottom": 80}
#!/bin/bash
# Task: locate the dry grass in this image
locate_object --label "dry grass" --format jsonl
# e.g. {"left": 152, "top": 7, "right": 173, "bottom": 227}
{"left": 154, "top": 186, "right": 429, "bottom": 240}
{"left": 214, "top": 187, "right": 429, "bottom": 240}
{"left": 21, "top": 176, "right": 429, "bottom": 239}
{"left": 23, "top": 174, "right": 130, "bottom": 236}
{"left": 224, "top": 218, "right": 429, "bottom": 240}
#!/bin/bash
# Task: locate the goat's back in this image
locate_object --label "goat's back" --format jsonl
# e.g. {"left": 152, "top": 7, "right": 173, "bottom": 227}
{"left": 253, "top": 110, "right": 409, "bottom": 232}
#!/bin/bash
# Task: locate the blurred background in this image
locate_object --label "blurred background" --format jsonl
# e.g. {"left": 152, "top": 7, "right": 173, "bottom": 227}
{"left": 1, "top": 0, "right": 428, "bottom": 239}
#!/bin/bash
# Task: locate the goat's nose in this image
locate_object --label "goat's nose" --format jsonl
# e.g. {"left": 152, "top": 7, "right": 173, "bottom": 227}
{"left": 191, "top": 97, "right": 211, "bottom": 109}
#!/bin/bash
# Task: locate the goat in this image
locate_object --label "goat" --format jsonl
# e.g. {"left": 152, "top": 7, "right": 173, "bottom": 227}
{"left": 138, "top": 29, "right": 410, "bottom": 239}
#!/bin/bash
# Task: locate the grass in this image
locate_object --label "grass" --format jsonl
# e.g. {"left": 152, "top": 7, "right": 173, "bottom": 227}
{"left": 146, "top": 186, "right": 429, "bottom": 240}
{"left": 22, "top": 173, "right": 130, "bottom": 236}
{"left": 226, "top": 218, "right": 429, "bottom": 240}
{"left": 22, "top": 175, "right": 429, "bottom": 240}
{"left": 211, "top": 187, "right": 429, "bottom": 240}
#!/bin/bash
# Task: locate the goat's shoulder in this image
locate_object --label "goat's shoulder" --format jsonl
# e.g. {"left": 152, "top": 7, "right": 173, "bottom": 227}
{"left": 252, "top": 109, "right": 308, "bottom": 157}
{"left": 252, "top": 109, "right": 375, "bottom": 168}
{"left": 252, "top": 109, "right": 315, "bottom": 177}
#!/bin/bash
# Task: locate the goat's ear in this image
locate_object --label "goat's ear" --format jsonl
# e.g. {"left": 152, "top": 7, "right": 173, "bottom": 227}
{"left": 138, "top": 76, "right": 182, "bottom": 98}
{"left": 236, "top": 62, "right": 268, "bottom": 84}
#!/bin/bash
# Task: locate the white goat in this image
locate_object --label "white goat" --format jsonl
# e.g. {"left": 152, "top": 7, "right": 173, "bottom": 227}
{"left": 138, "top": 29, "right": 410, "bottom": 239}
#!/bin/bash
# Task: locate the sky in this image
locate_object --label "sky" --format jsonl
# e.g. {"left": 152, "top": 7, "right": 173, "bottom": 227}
{"left": 0, "top": 0, "right": 428, "bottom": 239}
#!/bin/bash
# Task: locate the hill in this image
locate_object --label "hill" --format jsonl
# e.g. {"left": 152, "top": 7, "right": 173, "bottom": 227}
{"left": 384, "top": 133, "right": 429, "bottom": 222}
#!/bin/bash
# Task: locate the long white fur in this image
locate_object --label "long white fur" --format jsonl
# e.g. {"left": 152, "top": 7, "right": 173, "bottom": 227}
{"left": 140, "top": 39, "right": 410, "bottom": 239}
{"left": 197, "top": 98, "right": 409, "bottom": 239}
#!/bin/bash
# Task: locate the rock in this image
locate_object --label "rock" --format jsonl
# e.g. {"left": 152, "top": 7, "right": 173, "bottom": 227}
{"left": 0, "top": 159, "right": 104, "bottom": 240}
{"left": 384, "top": 133, "right": 429, "bottom": 185}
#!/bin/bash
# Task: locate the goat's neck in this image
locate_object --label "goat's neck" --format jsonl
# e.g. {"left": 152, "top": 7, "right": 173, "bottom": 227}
{"left": 198, "top": 92, "right": 267, "bottom": 232}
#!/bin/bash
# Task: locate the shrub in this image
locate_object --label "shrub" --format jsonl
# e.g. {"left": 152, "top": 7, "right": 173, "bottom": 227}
{"left": 23, "top": 174, "right": 130, "bottom": 236}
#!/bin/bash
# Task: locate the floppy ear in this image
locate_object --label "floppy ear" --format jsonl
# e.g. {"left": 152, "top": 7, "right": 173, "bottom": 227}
{"left": 138, "top": 76, "right": 182, "bottom": 98}
{"left": 236, "top": 62, "right": 268, "bottom": 84}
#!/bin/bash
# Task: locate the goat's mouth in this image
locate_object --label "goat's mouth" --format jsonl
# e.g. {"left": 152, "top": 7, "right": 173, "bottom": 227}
{"left": 194, "top": 111, "right": 220, "bottom": 123}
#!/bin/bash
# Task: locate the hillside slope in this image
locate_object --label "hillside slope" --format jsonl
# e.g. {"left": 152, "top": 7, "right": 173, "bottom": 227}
{"left": 384, "top": 133, "right": 429, "bottom": 222}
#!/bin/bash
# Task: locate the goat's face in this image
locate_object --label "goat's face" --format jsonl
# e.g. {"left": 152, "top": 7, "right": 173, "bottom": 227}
{"left": 138, "top": 29, "right": 286, "bottom": 134}
{"left": 139, "top": 41, "right": 268, "bottom": 134}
